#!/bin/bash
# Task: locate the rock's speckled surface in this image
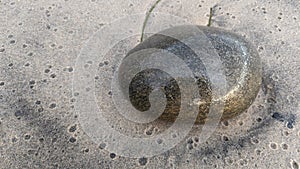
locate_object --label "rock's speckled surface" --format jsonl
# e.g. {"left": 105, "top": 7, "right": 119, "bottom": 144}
{"left": 121, "top": 25, "right": 261, "bottom": 124}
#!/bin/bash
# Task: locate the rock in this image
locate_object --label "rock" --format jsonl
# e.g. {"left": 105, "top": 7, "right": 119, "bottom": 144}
{"left": 117, "top": 25, "right": 262, "bottom": 124}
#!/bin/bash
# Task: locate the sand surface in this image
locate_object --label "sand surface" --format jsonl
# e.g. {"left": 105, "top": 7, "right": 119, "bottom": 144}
{"left": 0, "top": 0, "right": 299, "bottom": 168}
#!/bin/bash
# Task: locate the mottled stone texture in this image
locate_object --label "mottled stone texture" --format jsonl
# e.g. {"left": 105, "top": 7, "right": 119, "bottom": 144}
{"left": 121, "top": 25, "right": 261, "bottom": 124}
